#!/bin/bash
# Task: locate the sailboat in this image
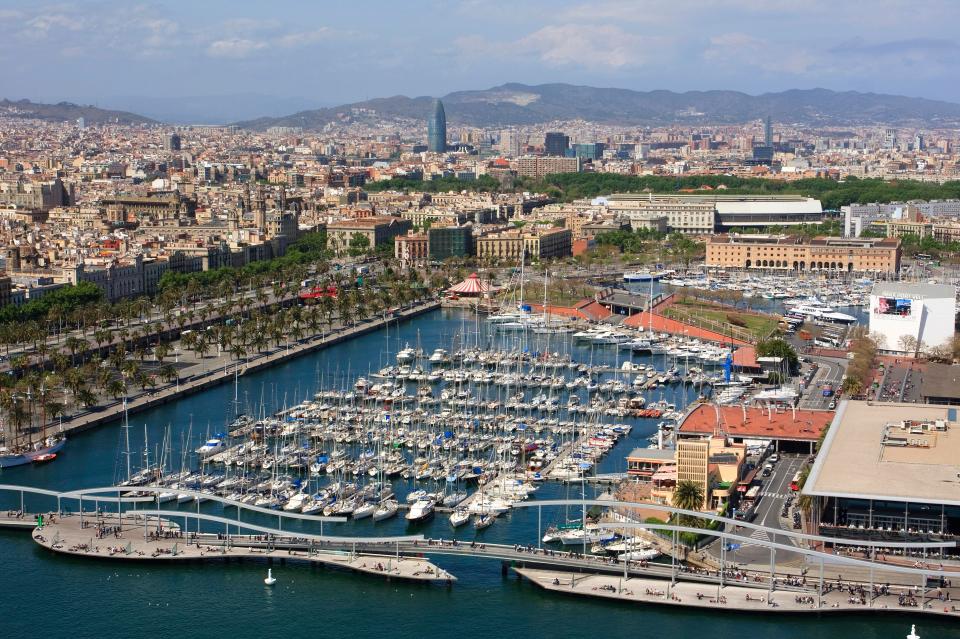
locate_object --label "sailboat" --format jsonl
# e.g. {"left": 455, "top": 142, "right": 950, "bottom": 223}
{"left": 0, "top": 382, "right": 67, "bottom": 468}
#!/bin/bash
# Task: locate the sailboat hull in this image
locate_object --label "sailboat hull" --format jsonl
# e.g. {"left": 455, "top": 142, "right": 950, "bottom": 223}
{"left": 0, "top": 439, "right": 66, "bottom": 468}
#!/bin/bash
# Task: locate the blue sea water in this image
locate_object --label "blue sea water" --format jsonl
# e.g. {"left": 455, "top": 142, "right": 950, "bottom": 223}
{"left": 0, "top": 309, "right": 950, "bottom": 638}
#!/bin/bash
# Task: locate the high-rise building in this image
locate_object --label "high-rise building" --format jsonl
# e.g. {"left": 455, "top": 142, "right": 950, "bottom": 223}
{"left": 76, "top": 117, "right": 85, "bottom": 130}
{"left": 764, "top": 115, "right": 773, "bottom": 148}
{"left": 544, "top": 132, "right": 569, "bottom": 156}
{"left": 165, "top": 132, "right": 182, "bottom": 151}
{"left": 427, "top": 99, "right": 447, "bottom": 153}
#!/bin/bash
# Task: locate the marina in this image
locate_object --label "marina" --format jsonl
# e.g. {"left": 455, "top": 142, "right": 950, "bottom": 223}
{"left": 0, "top": 307, "right": 955, "bottom": 639}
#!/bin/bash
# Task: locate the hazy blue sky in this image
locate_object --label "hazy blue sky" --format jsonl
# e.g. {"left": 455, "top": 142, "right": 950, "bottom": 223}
{"left": 2, "top": 0, "right": 959, "bottom": 115}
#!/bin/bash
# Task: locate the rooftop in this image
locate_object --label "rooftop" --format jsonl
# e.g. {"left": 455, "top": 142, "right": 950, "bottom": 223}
{"left": 920, "top": 364, "right": 960, "bottom": 400}
{"left": 678, "top": 404, "right": 832, "bottom": 442}
{"left": 328, "top": 215, "right": 403, "bottom": 229}
{"left": 804, "top": 401, "right": 960, "bottom": 506}
{"left": 626, "top": 448, "right": 676, "bottom": 461}
{"left": 870, "top": 281, "right": 957, "bottom": 299}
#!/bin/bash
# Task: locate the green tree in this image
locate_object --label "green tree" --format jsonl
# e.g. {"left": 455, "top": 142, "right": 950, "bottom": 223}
{"left": 756, "top": 338, "right": 799, "bottom": 374}
{"left": 347, "top": 232, "right": 371, "bottom": 257}
{"left": 672, "top": 480, "right": 705, "bottom": 527}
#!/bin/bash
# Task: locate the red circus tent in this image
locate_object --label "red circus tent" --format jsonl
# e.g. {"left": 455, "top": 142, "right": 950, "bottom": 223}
{"left": 446, "top": 273, "right": 490, "bottom": 297}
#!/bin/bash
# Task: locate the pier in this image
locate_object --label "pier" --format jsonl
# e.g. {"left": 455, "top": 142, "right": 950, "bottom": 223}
{"left": 2, "top": 484, "right": 958, "bottom": 617}
{"left": 28, "top": 511, "right": 454, "bottom": 584}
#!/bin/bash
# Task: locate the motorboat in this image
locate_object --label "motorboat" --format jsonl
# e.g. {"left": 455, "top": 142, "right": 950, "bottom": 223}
{"left": 196, "top": 437, "right": 225, "bottom": 458}
{"left": 474, "top": 513, "right": 495, "bottom": 530}
{"left": 405, "top": 498, "right": 436, "bottom": 522}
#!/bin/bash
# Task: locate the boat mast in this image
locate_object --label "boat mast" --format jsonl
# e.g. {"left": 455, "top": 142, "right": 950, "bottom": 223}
{"left": 123, "top": 398, "right": 132, "bottom": 482}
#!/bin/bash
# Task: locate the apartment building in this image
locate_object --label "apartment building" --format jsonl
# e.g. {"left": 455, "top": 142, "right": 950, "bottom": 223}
{"left": 514, "top": 156, "right": 581, "bottom": 179}
{"left": 326, "top": 216, "right": 412, "bottom": 255}
{"left": 706, "top": 234, "right": 902, "bottom": 274}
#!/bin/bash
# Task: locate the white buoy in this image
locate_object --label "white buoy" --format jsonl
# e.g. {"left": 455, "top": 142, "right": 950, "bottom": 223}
{"left": 264, "top": 568, "right": 276, "bottom": 586}
{"left": 907, "top": 625, "right": 920, "bottom": 639}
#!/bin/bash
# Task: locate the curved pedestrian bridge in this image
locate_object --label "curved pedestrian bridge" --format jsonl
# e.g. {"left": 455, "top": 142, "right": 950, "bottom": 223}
{"left": 3, "top": 484, "right": 957, "bottom": 617}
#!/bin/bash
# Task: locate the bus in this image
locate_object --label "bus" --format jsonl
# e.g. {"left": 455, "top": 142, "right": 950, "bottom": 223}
{"left": 790, "top": 471, "right": 802, "bottom": 491}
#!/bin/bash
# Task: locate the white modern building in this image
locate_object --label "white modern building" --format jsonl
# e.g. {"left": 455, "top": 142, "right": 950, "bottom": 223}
{"left": 868, "top": 282, "right": 957, "bottom": 355}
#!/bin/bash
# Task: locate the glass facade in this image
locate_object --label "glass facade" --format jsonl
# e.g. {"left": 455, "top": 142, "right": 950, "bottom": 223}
{"left": 427, "top": 99, "right": 447, "bottom": 153}
{"left": 429, "top": 226, "right": 472, "bottom": 260}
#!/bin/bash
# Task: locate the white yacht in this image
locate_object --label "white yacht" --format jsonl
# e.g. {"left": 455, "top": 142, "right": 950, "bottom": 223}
{"left": 352, "top": 501, "right": 377, "bottom": 519}
{"left": 195, "top": 437, "right": 225, "bottom": 458}
{"left": 786, "top": 304, "right": 857, "bottom": 324}
{"left": 372, "top": 499, "right": 399, "bottom": 521}
{"left": 405, "top": 498, "right": 436, "bottom": 522}
{"left": 449, "top": 508, "right": 470, "bottom": 527}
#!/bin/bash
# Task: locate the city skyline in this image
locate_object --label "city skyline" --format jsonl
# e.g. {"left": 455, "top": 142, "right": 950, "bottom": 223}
{"left": 2, "top": 0, "right": 960, "bottom": 122}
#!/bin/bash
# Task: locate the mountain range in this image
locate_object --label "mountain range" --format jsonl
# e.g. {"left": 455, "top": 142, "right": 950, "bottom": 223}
{"left": 0, "top": 99, "right": 155, "bottom": 125}
{"left": 234, "top": 83, "right": 960, "bottom": 130}
{"left": 7, "top": 84, "right": 960, "bottom": 129}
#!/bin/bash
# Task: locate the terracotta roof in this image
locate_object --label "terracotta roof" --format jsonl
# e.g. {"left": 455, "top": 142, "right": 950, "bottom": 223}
{"left": 528, "top": 299, "right": 613, "bottom": 322}
{"left": 678, "top": 404, "right": 831, "bottom": 442}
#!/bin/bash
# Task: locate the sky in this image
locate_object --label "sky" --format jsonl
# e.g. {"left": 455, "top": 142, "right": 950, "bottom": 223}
{"left": 1, "top": 0, "right": 959, "bottom": 121}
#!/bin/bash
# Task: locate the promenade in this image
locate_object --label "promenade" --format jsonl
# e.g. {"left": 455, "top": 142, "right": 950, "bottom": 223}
{"left": 48, "top": 299, "right": 440, "bottom": 439}
{"left": 29, "top": 512, "right": 454, "bottom": 584}
{"left": 517, "top": 567, "right": 959, "bottom": 616}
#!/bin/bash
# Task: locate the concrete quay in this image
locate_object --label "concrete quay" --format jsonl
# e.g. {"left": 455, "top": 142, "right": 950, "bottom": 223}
{"left": 516, "top": 567, "right": 960, "bottom": 617}
{"left": 49, "top": 300, "right": 440, "bottom": 439}
{"left": 29, "top": 512, "right": 455, "bottom": 584}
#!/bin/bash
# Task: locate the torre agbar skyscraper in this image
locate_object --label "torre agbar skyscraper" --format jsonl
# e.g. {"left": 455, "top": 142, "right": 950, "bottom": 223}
{"left": 428, "top": 99, "right": 447, "bottom": 152}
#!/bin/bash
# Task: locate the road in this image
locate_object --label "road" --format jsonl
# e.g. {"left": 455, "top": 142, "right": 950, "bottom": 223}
{"left": 798, "top": 355, "right": 846, "bottom": 410}
{"left": 709, "top": 453, "right": 807, "bottom": 567}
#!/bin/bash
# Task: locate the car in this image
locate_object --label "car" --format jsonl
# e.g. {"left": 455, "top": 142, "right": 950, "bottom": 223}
{"left": 769, "top": 453, "right": 779, "bottom": 463}
{"left": 828, "top": 400, "right": 837, "bottom": 409}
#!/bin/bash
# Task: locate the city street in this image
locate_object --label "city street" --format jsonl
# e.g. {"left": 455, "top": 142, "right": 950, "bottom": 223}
{"left": 798, "top": 356, "right": 846, "bottom": 410}
{"left": 709, "top": 453, "right": 807, "bottom": 568}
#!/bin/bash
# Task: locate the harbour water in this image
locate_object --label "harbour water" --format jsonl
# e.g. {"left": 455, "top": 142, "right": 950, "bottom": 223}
{"left": 0, "top": 309, "right": 948, "bottom": 638}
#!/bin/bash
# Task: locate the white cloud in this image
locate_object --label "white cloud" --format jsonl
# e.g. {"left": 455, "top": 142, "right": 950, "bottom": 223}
{"left": 276, "top": 28, "right": 330, "bottom": 48}
{"left": 206, "top": 38, "right": 269, "bottom": 59}
{"left": 520, "top": 25, "right": 647, "bottom": 69}
{"left": 456, "top": 24, "right": 657, "bottom": 71}
{"left": 704, "top": 32, "right": 817, "bottom": 75}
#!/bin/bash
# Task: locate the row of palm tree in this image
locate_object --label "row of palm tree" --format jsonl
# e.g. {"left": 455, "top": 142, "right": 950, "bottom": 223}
{"left": 0, "top": 264, "right": 428, "bottom": 437}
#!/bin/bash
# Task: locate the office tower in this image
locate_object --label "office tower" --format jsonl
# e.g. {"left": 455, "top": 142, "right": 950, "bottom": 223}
{"left": 544, "top": 132, "right": 569, "bottom": 156}
{"left": 427, "top": 99, "right": 447, "bottom": 153}
{"left": 165, "top": 132, "right": 182, "bottom": 151}
{"left": 76, "top": 117, "right": 85, "bottom": 130}
{"left": 764, "top": 116, "right": 773, "bottom": 148}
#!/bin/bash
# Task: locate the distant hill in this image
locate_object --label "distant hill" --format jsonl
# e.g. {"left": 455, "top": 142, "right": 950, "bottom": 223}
{"left": 235, "top": 83, "right": 960, "bottom": 130}
{"left": 0, "top": 99, "right": 155, "bottom": 125}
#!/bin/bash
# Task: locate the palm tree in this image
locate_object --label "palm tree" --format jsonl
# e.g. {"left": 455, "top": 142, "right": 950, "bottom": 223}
{"left": 62, "top": 336, "right": 85, "bottom": 366}
{"left": 159, "top": 364, "right": 178, "bottom": 385}
{"left": 107, "top": 379, "right": 127, "bottom": 400}
{"left": 672, "top": 480, "right": 705, "bottom": 526}
{"left": 154, "top": 343, "right": 170, "bottom": 365}
{"left": 76, "top": 387, "right": 97, "bottom": 408}
{"left": 194, "top": 335, "right": 211, "bottom": 360}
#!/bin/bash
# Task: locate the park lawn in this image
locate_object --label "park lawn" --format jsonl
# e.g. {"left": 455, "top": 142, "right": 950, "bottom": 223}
{"left": 663, "top": 301, "right": 779, "bottom": 340}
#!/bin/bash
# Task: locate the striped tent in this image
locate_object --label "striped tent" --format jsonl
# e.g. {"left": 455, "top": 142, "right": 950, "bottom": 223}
{"left": 446, "top": 273, "right": 489, "bottom": 297}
